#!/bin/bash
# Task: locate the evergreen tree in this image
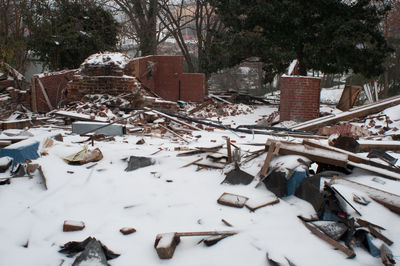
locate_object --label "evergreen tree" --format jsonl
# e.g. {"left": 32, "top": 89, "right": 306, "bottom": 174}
{"left": 27, "top": 0, "right": 119, "bottom": 71}
{"left": 208, "top": 0, "right": 392, "bottom": 78}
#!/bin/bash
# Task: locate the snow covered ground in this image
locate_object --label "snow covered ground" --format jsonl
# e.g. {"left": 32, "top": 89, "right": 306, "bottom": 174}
{"left": 0, "top": 105, "right": 399, "bottom": 266}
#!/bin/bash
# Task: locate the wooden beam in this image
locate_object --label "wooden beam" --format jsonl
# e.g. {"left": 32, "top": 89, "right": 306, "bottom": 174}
{"left": 299, "top": 217, "right": 355, "bottom": 258}
{"left": 356, "top": 218, "right": 386, "bottom": 231}
{"left": 291, "top": 95, "right": 400, "bottom": 132}
{"left": 245, "top": 198, "right": 280, "bottom": 212}
{"left": 145, "top": 108, "right": 201, "bottom": 131}
{"left": 181, "top": 158, "right": 203, "bottom": 168}
{"left": 31, "top": 77, "right": 38, "bottom": 113}
{"left": 358, "top": 141, "right": 400, "bottom": 153}
{"left": 226, "top": 138, "right": 232, "bottom": 163}
{"left": 194, "top": 162, "right": 225, "bottom": 169}
{"left": 302, "top": 140, "right": 400, "bottom": 178}
{"left": 259, "top": 141, "right": 276, "bottom": 177}
{"left": 159, "top": 124, "right": 189, "bottom": 143}
{"left": 35, "top": 76, "right": 53, "bottom": 111}
{"left": 368, "top": 226, "right": 393, "bottom": 246}
{"left": 272, "top": 142, "right": 348, "bottom": 168}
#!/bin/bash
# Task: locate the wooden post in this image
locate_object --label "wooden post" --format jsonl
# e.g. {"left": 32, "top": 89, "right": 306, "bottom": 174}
{"left": 35, "top": 76, "right": 54, "bottom": 111}
{"left": 226, "top": 138, "right": 232, "bottom": 163}
{"left": 31, "top": 77, "right": 38, "bottom": 113}
{"left": 259, "top": 141, "right": 276, "bottom": 177}
{"left": 299, "top": 217, "right": 355, "bottom": 258}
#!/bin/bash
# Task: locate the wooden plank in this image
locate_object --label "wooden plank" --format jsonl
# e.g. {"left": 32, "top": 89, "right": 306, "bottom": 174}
{"left": 37, "top": 166, "right": 48, "bottom": 190}
{"left": 31, "top": 77, "right": 38, "bottom": 113}
{"left": 299, "top": 217, "right": 356, "bottom": 258}
{"left": 181, "top": 158, "right": 203, "bottom": 168}
{"left": 145, "top": 108, "right": 201, "bottom": 131}
{"left": 53, "top": 111, "right": 109, "bottom": 123}
{"left": 273, "top": 142, "right": 348, "bottom": 168}
{"left": 194, "top": 162, "right": 225, "bottom": 169}
{"left": 291, "top": 95, "right": 400, "bottom": 132}
{"left": 35, "top": 76, "right": 53, "bottom": 111}
{"left": 259, "top": 141, "right": 276, "bottom": 177}
{"left": 302, "top": 140, "right": 400, "bottom": 176}
{"left": 0, "top": 79, "right": 15, "bottom": 89}
{"left": 358, "top": 142, "right": 400, "bottom": 152}
{"left": 245, "top": 198, "right": 280, "bottom": 212}
{"left": 159, "top": 124, "right": 189, "bottom": 143}
{"left": 226, "top": 138, "right": 232, "bottom": 163}
{"left": 337, "top": 85, "right": 362, "bottom": 111}
{"left": 368, "top": 226, "right": 393, "bottom": 246}
{"left": 176, "top": 231, "right": 236, "bottom": 237}
{"left": 221, "top": 219, "right": 233, "bottom": 227}
{"left": 0, "top": 140, "right": 12, "bottom": 147}
{"left": 209, "top": 94, "right": 232, "bottom": 104}
{"left": 356, "top": 218, "right": 386, "bottom": 231}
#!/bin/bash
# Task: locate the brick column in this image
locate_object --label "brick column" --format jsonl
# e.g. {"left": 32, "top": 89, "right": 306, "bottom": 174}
{"left": 280, "top": 76, "right": 321, "bottom": 122}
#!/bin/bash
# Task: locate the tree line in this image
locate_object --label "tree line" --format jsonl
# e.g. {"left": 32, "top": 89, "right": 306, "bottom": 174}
{"left": 1, "top": 0, "right": 399, "bottom": 96}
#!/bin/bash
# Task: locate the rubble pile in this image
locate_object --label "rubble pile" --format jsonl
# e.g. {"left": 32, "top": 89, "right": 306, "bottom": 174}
{"left": 1, "top": 53, "right": 400, "bottom": 266}
{"left": 189, "top": 100, "right": 255, "bottom": 118}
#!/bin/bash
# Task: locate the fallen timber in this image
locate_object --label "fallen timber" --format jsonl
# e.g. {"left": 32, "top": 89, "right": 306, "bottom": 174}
{"left": 159, "top": 111, "right": 326, "bottom": 138}
{"left": 290, "top": 95, "right": 400, "bottom": 132}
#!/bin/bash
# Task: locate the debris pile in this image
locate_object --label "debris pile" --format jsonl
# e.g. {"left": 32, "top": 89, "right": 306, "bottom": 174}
{"left": 1, "top": 53, "right": 400, "bottom": 266}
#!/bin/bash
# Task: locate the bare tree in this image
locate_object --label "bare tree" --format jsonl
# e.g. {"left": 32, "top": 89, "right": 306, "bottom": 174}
{"left": 157, "top": 0, "right": 196, "bottom": 71}
{"left": 112, "top": 0, "right": 165, "bottom": 56}
{"left": 0, "top": 0, "right": 34, "bottom": 72}
{"left": 158, "top": 0, "right": 223, "bottom": 77}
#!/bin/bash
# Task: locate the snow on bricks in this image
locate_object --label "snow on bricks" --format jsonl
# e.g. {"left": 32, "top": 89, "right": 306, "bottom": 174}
{"left": 120, "top": 227, "right": 137, "bottom": 235}
{"left": 63, "top": 220, "right": 85, "bottom": 232}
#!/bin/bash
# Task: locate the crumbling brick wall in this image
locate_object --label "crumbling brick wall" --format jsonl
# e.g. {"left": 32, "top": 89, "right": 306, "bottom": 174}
{"left": 134, "top": 55, "right": 205, "bottom": 103}
{"left": 80, "top": 60, "right": 135, "bottom": 77}
{"left": 280, "top": 76, "right": 321, "bottom": 122}
{"left": 32, "top": 70, "right": 77, "bottom": 112}
{"left": 66, "top": 53, "right": 140, "bottom": 103}
{"left": 67, "top": 76, "right": 140, "bottom": 102}
{"left": 0, "top": 88, "right": 31, "bottom": 118}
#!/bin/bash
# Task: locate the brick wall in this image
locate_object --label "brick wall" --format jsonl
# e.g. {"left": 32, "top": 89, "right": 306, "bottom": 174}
{"left": 66, "top": 75, "right": 140, "bottom": 102}
{"left": 33, "top": 70, "right": 77, "bottom": 112}
{"left": 133, "top": 55, "right": 204, "bottom": 102}
{"left": 180, "top": 73, "right": 205, "bottom": 102}
{"left": 280, "top": 76, "right": 321, "bottom": 122}
{"left": 80, "top": 60, "right": 135, "bottom": 77}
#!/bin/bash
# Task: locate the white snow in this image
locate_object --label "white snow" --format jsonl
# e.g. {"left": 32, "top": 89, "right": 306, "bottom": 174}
{"left": 81, "top": 52, "right": 133, "bottom": 69}
{"left": 320, "top": 85, "right": 344, "bottom": 104}
{"left": 0, "top": 105, "right": 399, "bottom": 266}
{"left": 64, "top": 220, "right": 85, "bottom": 227}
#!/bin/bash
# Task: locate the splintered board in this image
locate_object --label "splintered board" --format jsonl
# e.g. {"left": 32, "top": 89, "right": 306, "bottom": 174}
{"left": 217, "top": 192, "right": 249, "bottom": 208}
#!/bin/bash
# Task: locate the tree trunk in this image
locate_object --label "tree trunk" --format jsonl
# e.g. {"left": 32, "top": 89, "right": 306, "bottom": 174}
{"left": 384, "top": 66, "right": 389, "bottom": 98}
{"left": 298, "top": 60, "right": 307, "bottom": 76}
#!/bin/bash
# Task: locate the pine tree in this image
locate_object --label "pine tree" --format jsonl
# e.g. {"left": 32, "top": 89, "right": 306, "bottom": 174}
{"left": 27, "top": 0, "right": 119, "bottom": 71}
{"left": 208, "top": 0, "right": 392, "bottom": 78}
